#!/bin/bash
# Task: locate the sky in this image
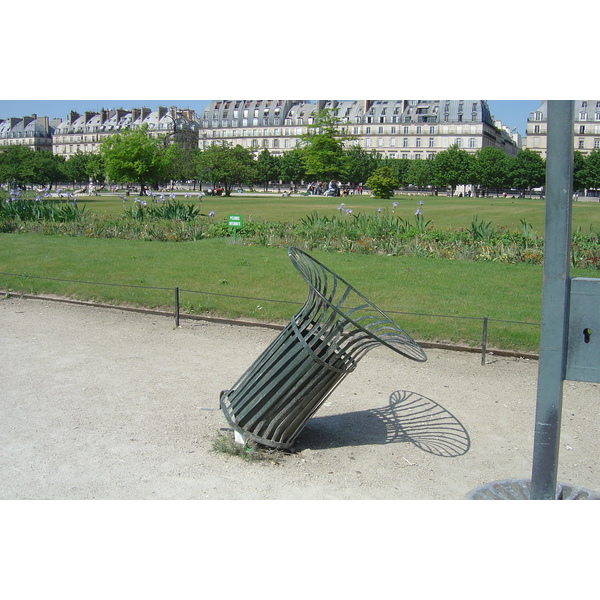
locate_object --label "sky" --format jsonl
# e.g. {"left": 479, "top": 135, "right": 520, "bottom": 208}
{"left": 0, "top": 99, "right": 542, "bottom": 137}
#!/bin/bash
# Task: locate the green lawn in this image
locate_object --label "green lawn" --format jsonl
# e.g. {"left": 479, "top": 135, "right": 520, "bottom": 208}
{"left": 79, "top": 191, "right": 600, "bottom": 233}
{"left": 3, "top": 232, "right": 589, "bottom": 353}
{"left": 2, "top": 192, "right": 597, "bottom": 353}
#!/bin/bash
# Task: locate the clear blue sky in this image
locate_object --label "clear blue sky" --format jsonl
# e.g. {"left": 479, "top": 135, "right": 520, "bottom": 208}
{"left": 0, "top": 99, "right": 542, "bottom": 137}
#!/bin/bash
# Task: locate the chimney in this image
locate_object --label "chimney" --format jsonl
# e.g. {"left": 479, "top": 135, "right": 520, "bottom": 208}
{"left": 36, "top": 116, "right": 49, "bottom": 131}
{"left": 363, "top": 100, "right": 372, "bottom": 113}
{"left": 141, "top": 107, "right": 152, "bottom": 120}
{"left": 131, "top": 108, "right": 140, "bottom": 122}
{"left": 101, "top": 109, "right": 110, "bottom": 124}
{"left": 158, "top": 106, "right": 168, "bottom": 119}
{"left": 69, "top": 111, "right": 80, "bottom": 123}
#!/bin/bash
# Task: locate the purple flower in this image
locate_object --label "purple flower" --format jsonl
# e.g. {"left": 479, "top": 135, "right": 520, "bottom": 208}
{"left": 208, "top": 210, "right": 215, "bottom": 217}
{"left": 345, "top": 208, "right": 352, "bottom": 214}
{"left": 377, "top": 208, "right": 382, "bottom": 212}
{"left": 392, "top": 202, "right": 398, "bottom": 208}
{"left": 415, "top": 209, "right": 422, "bottom": 216}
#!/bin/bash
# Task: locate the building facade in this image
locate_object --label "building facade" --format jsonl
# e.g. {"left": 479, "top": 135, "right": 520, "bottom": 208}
{"left": 522, "top": 100, "right": 600, "bottom": 158}
{"left": 52, "top": 106, "right": 198, "bottom": 158}
{"left": 0, "top": 114, "right": 59, "bottom": 151}
{"left": 199, "top": 100, "right": 519, "bottom": 158}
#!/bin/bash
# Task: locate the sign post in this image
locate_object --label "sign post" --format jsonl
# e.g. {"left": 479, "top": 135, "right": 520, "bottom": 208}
{"left": 228, "top": 214, "right": 243, "bottom": 243}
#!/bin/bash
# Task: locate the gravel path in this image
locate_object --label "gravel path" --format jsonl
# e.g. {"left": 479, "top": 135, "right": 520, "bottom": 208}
{"left": 2, "top": 295, "right": 599, "bottom": 500}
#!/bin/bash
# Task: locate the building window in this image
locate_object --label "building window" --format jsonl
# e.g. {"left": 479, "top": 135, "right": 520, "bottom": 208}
{"left": 378, "top": 127, "right": 384, "bottom": 134}
{"left": 469, "top": 138, "right": 476, "bottom": 148}
{"left": 390, "top": 138, "right": 396, "bottom": 147}
{"left": 415, "top": 138, "right": 421, "bottom": 147}
{"left": 594, "top": 139, "right": 599, "bottom": 149}
{"left": 403, "top": 126, "right": 409, "bottom": 134}
{"left": 579, "top": 139, "right": 585, "bottom": 149}
{"left": 428, "top": 137, "right": 435, "bottom": 147}
{"left": 580, "top": 126, "right": 586, "bottom": 134}
{"left": 403, "top": 138, "right": 409, "bottom": 147}
{"left": 273, "top": 139, "right": 279, "bottom": 148}
{"left": 580, "top": 113, "right": 588, "bottom": 121}
{"left": 455, "top": 138, "right": 462, "bottom": 147}
{"left": 534, "top": 125, "right": 540, "bottom": 133}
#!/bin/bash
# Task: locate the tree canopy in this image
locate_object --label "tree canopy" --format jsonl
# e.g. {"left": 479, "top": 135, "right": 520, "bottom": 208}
{"left": 100, "top": 126, "right": 170, "bottom": 192}
{"left": 299, "top": 109, "right": 352, "bottom": 181}
{"left": 196, "top": 143, "right": 257, "bottom": 196}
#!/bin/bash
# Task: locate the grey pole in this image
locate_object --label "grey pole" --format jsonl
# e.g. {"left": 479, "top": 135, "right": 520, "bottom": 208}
{"left": 530, "top": 100, "right": 574, "bottom": 500}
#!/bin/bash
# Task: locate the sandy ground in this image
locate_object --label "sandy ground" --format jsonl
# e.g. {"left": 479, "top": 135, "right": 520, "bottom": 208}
{"left": 1, "top": 295, "right": 599, "bottom": 500}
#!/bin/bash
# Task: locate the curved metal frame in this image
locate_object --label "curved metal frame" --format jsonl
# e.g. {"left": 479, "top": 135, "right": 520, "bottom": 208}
{"left": 220, "top": 247, "right": 427, "bottom": 449}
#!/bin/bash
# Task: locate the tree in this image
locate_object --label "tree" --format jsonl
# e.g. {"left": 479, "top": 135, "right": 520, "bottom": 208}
{"left": 299, "top": 108, "right": 351, "bottom": 181}
{"left": 255, "top": 149, "right": 280, "bottom": 192}
{"left": 0, "top": 146, "right": 66, "bottom": 189}
{"left": 432, "top": 145, "right": 474, "bottom": 195}
{"left": 573, "top": 150, "right": 587, "bottom": 192}
{"left": 343, "top": 145, "right": 379, "bottom": 186}
{"left": 582, "top": 149, "right": 600, "bottom": 192}
{"left": 64, "top": 151, "right": 105, "bottom": 186}
{"left": 365, "top": 166, "right": 398, "bottom": 199}
{"left": 197, "top": 143, "right": 257, "bottom": 196}
{"left": 508, "top": 149, "right": 545, "bottom": 194}
{"left": 405, "top": 158, "right": 434, "bottom": 189}
{"left": 27, "top": 151, "right": 67, "bottom": 188}
{"left": 473, "top": 146, "right": 511, "bottom": 196}
{"left": 0, "top": 146, "right": 38, "bottom": 186}
{"left": 100, "top": 125, "right": 170, "bottom": 193}
{"left": 279, "top": 147, "right": 306, "bottom": 186}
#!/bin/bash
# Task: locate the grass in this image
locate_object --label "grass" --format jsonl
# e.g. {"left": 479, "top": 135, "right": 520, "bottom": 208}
{"left": 3, "top": 233, "right": 591, "bottom": 352}
{"left": 75, "top": 191, "right": 600, "bottom": 233}
{"left": 212, "top": 431, "right": 283, "bottom": 462}
{"left": 1, "top": 191, "right": 597, "bottom": 353}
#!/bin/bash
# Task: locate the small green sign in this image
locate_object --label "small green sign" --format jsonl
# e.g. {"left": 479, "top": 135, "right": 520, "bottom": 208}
{"left": 228, "top": 215, "right": 243, "bottom": 227}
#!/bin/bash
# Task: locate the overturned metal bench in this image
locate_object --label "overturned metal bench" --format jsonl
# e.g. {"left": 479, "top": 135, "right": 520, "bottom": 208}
{"left": 219, "top": 247, "right": 427, "bottom": 450}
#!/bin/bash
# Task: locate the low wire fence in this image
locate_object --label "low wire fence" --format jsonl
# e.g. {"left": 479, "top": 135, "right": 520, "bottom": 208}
{"left": 0, "top": 271, "right": 540, "bottom": 364}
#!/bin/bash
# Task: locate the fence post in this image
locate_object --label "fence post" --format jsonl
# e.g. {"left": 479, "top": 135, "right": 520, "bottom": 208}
{"left": 481, "top": 316, "right": 488, "bottom": 365}
{"left": 174, "top": 287, "right": 180, "bottom": 327}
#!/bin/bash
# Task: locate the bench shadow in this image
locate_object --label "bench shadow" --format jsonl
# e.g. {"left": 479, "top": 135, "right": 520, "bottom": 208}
{"left": 295, "top": 390, "right": 471, "bottom": 458}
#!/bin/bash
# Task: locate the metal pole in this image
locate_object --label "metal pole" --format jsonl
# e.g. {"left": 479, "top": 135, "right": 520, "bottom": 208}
{"left": 481, "top": 316, "right": 488, "bottom": 365}
{"left": 530, "top": 100, "right": 574, "bottom": 500}
{"left": 174, "top": 287, "right": 180, "bottom": 327}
